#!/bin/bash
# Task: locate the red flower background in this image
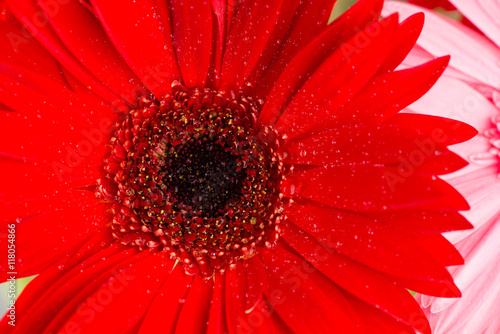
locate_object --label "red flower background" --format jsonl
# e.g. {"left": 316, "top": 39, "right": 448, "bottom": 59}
{"left": 0, "top": 0, "right": 476, "bottom": 333}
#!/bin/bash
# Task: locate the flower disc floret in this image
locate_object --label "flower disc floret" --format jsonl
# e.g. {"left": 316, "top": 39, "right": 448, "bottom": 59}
{"left": 98, "top": 82, "right": 285, "bottom": 276}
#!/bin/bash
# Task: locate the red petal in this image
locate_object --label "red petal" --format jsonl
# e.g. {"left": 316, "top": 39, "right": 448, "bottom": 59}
{"left": 378, "top": 13, "right": 424, "bottom": 73}
{"left": 0, "top": 205, "right": 107, "bottom": 282}
{"left": 282, "top": 0, "right": 337, "bottom": 48}
{"left": 0, "top": 72, "right": 114, "bottom": 164}
{"left": 210, "top": 0, "right": 238, "bottom": 85}
{"left": 64, "top": 228, "right": 117, "bottom": 269}
{"left": 329, "top": 57, "right": 451, "bottom": 128}
{"left": 4, "top": 0, "right": 130, "bottom": 109}
{"left": 37, "top": 0, "right": 146, "bottom": 105}
{"left": 220, "top": 0, "right": 284, "bottom": 89}
{"left": 0, "top": 21, "right": 66, "bottom": 85}
{"left": 49, "top": 251, "right": 172, "bottom": 333}
{"left": 206, "top": 273, "right": 227, "bottom": 334}
{"left": 245, "top": 0, "right": 302, "bottom": 86}
{"left": 257, "top": 0, "right": 384, "bottom": 126}
{"left": 233, "top": 299, "right": 278, "bottom": 334}
{"left": 391, "top": 275, "right": 461, "bottom": 298}
{"left": 0, "top": 66, "right": 70, "bottom": 114}
{"left": 0, "top": 188, "right": 99, "bottom": 224}
{"left": 274, "top": 14, "right": 399, "bottom": 140}
{"left": 91, "top": 0, "right": 181, "bottom": 97}
{"left": 349, "top": 297, "right": 424, "bottom": 334}
{"left": 170, "top": 0, "right": 213, "bottom": 88}
{"left": 281, "top": 220, "right": 431, "bottom": 334}
{"left": 0, "top": 101, "right": 11, "bottom": 111}
{"left": 255, "top": 0, "right": 337, "bottom": 91}
{"left": 411, "top": 150, "right": 469, "bottom": 175}
{"left": 138, "top": 265, "right": 193, "bottom": 333}
{"left": 0, "top": 62, "right": 116, "bottom": 122}
{"left": 282, "top": 207, "right": 461, "bottom": 299}
{"left": 174, "top": 275, "right": 213, "bottom": 334}
{"left": 372, "top": 210, "right": 473, "bottom": 234}
{"left": 211, "top": 0, "right": 238, "bottom": 38}
{"left": 388, "top": 113, "right": 478, "bottom": 146}
{"left": 284, "top": 204, "right": 457, "bottom": 283}
{"left": 0, "top": 108, "right": 109, "bottom": 166}
{"left": 224, "top": 260, "right": 276, "bottom": 334}
{"left": 0, "top": 0, "right": 19, "bottom": 26}
{"left": 8, "top": 246, "right": 146, "bottom": 333}
{"left": 285, "top": 122, "right": 449, "bottom": 166}
{"left": 224, "top": 263, "right": 247, "bottom": 334}
{"left": 33, "top": 244, "right": 137, "bottom": 321}
{"left": 285, "top": 165, "right": 469, "bottom": 211}
{"left": 244, "top": 256, "right": 266, "bottom": 313}
{"left": 406, "top": 233, "right": 464, "bottom": 266}
{"left": 260, "top": 246, "right": 363, "bottom": 333}
{"left": 1, "top": 227, "right": 113, "bottom": 288}
{"left": 0, "top": 159, "right": 101, "bottom": 197}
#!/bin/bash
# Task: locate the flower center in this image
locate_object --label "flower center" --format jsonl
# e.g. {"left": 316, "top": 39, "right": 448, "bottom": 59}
{"left": 470, "top": 113, "right": 500, "bottom": 170}
{"left": 487, "top": 114, "right": 500, "bottom": 158}
{"left": 162, "top": 139, "right": 244, "bottom": 217}
{"left": 97, "top": 82, "right": 285, "bottom": 276}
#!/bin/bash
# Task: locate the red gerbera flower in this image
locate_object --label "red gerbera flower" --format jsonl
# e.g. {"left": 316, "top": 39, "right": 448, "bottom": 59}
{"left": 0, "top": 0, "right": 476, "bottom": 333}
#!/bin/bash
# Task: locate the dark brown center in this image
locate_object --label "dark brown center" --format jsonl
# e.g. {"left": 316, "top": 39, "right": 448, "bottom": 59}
{"left": 162, "top": 139, "right": 244, "bottom": 217}
{"left": 97, "top": 81, "right": 285, "bottom": 277}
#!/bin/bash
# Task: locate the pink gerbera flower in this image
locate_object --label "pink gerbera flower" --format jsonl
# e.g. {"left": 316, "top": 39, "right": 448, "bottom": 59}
{"left": 1, "top": 0, "right": 475, "bottom": 333}
{"left": 384, "top": 1, "right": 500, "bottom": 333}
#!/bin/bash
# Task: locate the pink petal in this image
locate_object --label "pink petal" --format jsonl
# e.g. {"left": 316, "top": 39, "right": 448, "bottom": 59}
{"left": 423, "top": 213, "right": 500, "bottom": 333}
{"left": 383, "top": 1, "right": 500, "bottom": 90}
{"left": 449, "top": 0, "right": 500, "bottom": 49}
{"left": 444, "top": 165, "right": 500, "bottom": 244}
{"left": 407, "top": 76, "right": 498, "bottom": 132}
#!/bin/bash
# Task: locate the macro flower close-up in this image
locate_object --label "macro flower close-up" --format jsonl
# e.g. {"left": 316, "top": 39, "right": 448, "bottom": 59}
{"left": 384, "top": 0, "right": 500, "bottom": 333}
{"left": 0, "top": 0, "right": 479, "bottom": 333}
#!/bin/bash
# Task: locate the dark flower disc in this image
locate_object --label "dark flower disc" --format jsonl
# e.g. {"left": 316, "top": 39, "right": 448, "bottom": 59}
{"left": 98, "top": 82, "right": 285, "bottom": 276}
